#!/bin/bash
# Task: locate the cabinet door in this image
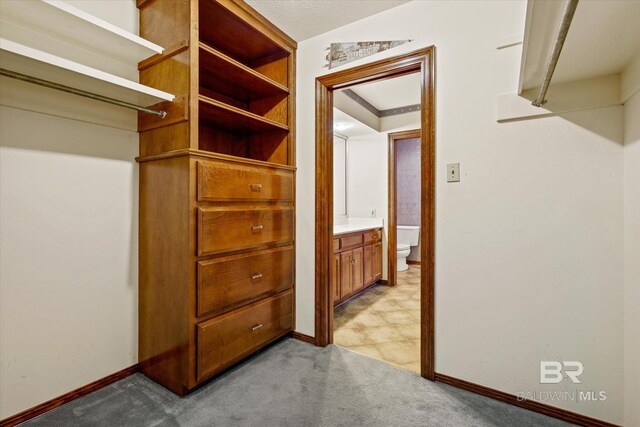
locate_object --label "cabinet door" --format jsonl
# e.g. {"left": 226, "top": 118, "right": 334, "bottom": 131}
{"left": 373, "top": 242, "right": 382, "bottom": 280}
{"left": 352, "top": 247, "right": 364, "bottom": 291}
{"left": 363, "top": 244, "right": 373, "bottom": 285}
{"left": 332, "top": 253, "right": 341, "bottom": 302}
{"left": 340, "top": 251, "right": 353, "bottom": 298}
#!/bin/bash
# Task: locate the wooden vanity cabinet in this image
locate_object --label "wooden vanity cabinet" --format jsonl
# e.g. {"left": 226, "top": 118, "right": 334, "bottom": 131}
{"left": 340, "top": 251, "right": 353, "bottom": 298}
{"left": 373, "top": 241, "right": 383, "bottom": 281}
{"left": 333, "top": 228, "right": 383, "bottom": 306}
{"left": 332, "top": 253, "right": 341, "bottom": 300}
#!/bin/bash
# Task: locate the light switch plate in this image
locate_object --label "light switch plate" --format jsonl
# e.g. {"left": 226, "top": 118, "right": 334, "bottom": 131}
{"left": 447, "top": 163, "right": 460, "bottom": 182}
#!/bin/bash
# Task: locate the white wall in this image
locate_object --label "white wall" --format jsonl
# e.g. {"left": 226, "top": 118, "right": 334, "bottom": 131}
{"left": 295, "top": 1, "right": 625, "bottom": 423}
{"left": 0, "top": 1, "right": 139, "bottom": 418}
{"left": 623, "top": 90, "right": 640, "bottom": 427}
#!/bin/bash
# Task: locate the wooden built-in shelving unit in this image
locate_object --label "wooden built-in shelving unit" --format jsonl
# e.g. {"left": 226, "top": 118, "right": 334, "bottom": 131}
{"left": 137, "top": 0, "right": 296, "bottom": 396}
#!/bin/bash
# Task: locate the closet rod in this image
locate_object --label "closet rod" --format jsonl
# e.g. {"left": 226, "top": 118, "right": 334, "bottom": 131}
{"left": 531, "top": 0, "right": 579, "bottom": 107}
{"left": 0, "top": 68, "right": 167, "bottom": 118}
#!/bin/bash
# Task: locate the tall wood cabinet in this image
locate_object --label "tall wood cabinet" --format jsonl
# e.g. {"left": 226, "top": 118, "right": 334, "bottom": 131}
{"left": 136, "top": 0, "right": 296, "bottom": 395}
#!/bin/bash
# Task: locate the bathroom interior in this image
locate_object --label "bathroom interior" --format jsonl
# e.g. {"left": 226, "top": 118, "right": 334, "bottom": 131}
{"left": 331, "top": 73, "right": 423, "bottom": 373}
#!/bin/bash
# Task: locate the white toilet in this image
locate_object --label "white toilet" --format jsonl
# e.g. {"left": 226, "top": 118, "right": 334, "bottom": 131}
{"left": 397, "top": 225, "right": 420, "bottom": 271}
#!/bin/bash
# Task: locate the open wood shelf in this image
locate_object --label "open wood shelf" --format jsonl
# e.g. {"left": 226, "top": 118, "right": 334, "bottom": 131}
{"left": 199, "top": 42, "right": 288, "bottom": 101}
{"left": 198, "top": 0, "right": 288, "bottom": 65}
{"left": 0, "top": 0, "right": 163, "bottom": 65}
{"left": 0, "top": 38, "right": 174, "bottom": 106}
{"left": 199, "top": 95, "right": 289, "bottom": 133}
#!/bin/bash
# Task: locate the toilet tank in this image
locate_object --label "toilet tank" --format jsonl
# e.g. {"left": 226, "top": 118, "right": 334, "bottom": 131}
{"left": 397, "top": 225, "right": 420, "bottom": 246}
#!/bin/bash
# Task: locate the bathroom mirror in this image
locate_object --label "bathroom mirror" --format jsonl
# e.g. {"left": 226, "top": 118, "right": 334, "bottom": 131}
{"left": 333, "top": 134, "right": 347, "bottom": 216}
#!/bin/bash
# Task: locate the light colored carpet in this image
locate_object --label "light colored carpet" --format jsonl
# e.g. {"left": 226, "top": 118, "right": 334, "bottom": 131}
{"left": 22, "top": 339, "right": 573, "bottom": 426}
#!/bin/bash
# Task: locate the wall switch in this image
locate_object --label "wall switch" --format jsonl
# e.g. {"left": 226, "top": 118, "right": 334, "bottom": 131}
{"left": 447, "top": 163, "right": 460, "bottom": 182}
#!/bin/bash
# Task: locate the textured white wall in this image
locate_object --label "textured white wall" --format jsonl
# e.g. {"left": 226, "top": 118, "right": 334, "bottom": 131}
{"left": 0, "top": 1, "right": 139, "bottom": 418}
{"left": 295, "top": 1, "right": 625, "bottom": 423}
{"left": 623, "top": 90, "right": 640, "bottom": 427}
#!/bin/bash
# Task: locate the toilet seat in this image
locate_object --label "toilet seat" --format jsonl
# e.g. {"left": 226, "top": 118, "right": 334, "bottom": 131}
{"left": 397, "top": 243, "right": 410, "bottom": 251}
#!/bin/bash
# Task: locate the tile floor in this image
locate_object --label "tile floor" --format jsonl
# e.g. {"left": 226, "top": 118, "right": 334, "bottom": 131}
{"left": 333, "top": 265, "right": 421, "bottom": 373}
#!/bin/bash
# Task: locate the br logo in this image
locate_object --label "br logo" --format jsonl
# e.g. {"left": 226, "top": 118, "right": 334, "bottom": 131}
{"left": 540, "top": 361, "right": 584, "bottom": 384}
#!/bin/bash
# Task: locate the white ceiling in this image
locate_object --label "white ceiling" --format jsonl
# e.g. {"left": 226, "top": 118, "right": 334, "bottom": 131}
{"left": 351, "top": 72, "right": 421, "bottom": 110}
{"left": 521, "top": 0, "right": 640, "bottom": 91}
{"left": 245, "top": 0, "right": 410, "bottom": 42}
{"left": 333, "top": 72, "right": 422, "bottom": 136}
{"left": 333, "top": 107, "right": 377, "bottom": 138}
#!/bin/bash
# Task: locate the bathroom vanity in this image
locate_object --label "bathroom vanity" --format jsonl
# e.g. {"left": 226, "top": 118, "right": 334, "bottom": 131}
{"left": 332, "top": 227, "right": 383, "bottom": 305}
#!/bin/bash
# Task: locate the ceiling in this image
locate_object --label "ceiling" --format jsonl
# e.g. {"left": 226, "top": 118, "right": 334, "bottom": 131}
{"left": 245, "top": 0, "right": 410, "bottom": 42}
{"left": 333, "top": 107, "right": 376, "bottom": 138}
{"left": 520, "top": 0, "right": 640, "bottom": 91}
{"left": 350, "top": 72, "right": 421, "bottom": 110}
{"left": 333, "top": 72, "right": 421, "bottom": 136}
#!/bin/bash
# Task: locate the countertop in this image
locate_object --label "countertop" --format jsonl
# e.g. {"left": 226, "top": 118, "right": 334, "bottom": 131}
{"left": 333, "top": 223, "right": 383, "bottom": 236}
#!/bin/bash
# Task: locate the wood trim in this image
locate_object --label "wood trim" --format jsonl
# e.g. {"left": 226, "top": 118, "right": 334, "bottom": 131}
{"left": 136, "top": 149, "right": 297, "bottom": 171}
{"left": 223, "top": 0, "right": 297, "bottom": 51}
{"left": 136, "top": 0, "right": 155, "bottom": 9}
{"left": 138, "top": 94, "right": 189, "bottom": 132}
{"left": 388, "top": 128, "right": 421, "bottom": 287}
{"left": 291, "top": 331, "right": 316, "bottom": 345}
{"left": 407, "top": 260, "right": 421, "bottom": 265}
{"left": 0, "top": 365, "right": 139, "bottom": 427}
{"left": 315, "top": 78, "right": 333, "bottom": 347}
{"left": 434, "top": 373, "right": 620, "bottom": 427}
{"left": 138, "top": 40, "right": 189, "bottom": 71}
{"left": 314, "top": 46, "right": 436, "bottom": 382}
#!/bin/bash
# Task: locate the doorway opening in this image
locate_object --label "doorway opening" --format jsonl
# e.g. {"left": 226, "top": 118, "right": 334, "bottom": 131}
{"left": 314, "top": 47, "right": 435, "bottom": 379}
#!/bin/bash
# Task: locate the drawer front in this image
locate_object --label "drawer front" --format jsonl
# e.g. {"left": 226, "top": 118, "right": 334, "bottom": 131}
{"left": 332, "top": 238, "right": 340, "bottom": 252}
{"left": 197, "top": 291, "right": 293, "bottom": 381}
{"left": 197, "top": 160, "right": 293, "bottom": 202}
{"left": 197, "top": 246, "right": 294, "bottom": 317}
{"left": 340, "top": 233, "right": 363, "bottom": 249}
{"left": 364, "top": 229, "right": 382, "bottom": 244}
{"left": 198, "top": 207, "right": 293, "bottom": 256}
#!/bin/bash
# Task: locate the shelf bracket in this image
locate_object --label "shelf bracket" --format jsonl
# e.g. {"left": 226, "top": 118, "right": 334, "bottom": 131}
{"left": 0, "top": 68, "right": 167, "bottom": 118}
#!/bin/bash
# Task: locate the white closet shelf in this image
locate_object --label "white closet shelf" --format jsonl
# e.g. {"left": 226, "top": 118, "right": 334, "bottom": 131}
{"left": 0, "top": 0, "right": 163, "bottom": 64}
{"left": 0, "top": 39, "right": 174, "bottom": 106}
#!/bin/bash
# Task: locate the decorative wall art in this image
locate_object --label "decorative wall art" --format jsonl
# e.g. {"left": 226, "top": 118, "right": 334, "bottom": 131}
{"left": 324, "top": 40, "right": 412, "bottom": 69}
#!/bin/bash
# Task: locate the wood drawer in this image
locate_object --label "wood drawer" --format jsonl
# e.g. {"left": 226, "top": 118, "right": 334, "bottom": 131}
{"left": 197, "top": 246, "right": 294, "bottom": 317}
{"left": 197, "top": 160, "right": 293, "bottom": 202}
{"left": 197, "top": 291, "right": 293, "bottom": 381}
{"left": 333, "top": 238, "right": 340, "bottom": 252}
{"left": 340, "top": 233, "right": 362, "bottom": 249}
{"left": 197, "top": 206, "right": 293, "bottom": 256}
{"left": 364, "top": 229, "right": 381, "bottom": 244}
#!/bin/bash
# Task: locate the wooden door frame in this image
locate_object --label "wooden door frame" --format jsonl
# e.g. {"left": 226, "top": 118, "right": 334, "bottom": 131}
{"left": 314, "top": 46, "right": 436, "bottom": 380}
{"left": 388, "top": 128, "right": 422, "bottom": 287}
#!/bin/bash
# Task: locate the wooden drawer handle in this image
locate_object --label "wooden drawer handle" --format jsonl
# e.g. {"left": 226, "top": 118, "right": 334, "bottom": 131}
{"left": 251, "top": 323, "right": 263, "bottom": 332}
{"left": 251, "top": 225, "right": 263, "bottom": 232}
{"left": 251, "top": 273, "right": 263, "bottom": 280}
{"left": 250, "top": 184, "right": 263, "bottom": 191}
